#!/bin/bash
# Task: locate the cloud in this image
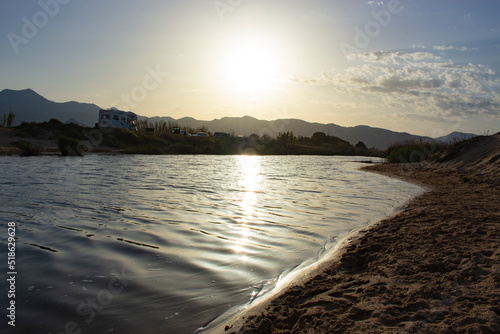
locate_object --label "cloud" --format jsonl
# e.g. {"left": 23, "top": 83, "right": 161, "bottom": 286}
{"left": 433, "top": 45, "right": 478, "bottom": 52}
{"left": 409, "top": 44, "right": 427, "bottom": 49}
{"left": 346, "top": 51, "right": 439, "bottom": 64}
{"left": 288, "top": 75, "right": 330, "bottom": 86}
{"left": 367, "top": 1, "right": 384, "bottom": 6}
{"left": 290, "top": 51, "right": 500, "bottom": 121}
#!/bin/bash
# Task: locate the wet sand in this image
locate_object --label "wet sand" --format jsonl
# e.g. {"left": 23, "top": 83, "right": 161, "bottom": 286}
{"left": 217, "top": 159, "right": 500, "bottom": 333}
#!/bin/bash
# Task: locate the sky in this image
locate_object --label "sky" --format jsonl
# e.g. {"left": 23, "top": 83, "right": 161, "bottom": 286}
{"left": 1, "top": 0, "right": 499, "bottom": 137}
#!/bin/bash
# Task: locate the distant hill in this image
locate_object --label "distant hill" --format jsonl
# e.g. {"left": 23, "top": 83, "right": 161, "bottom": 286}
{"left": 435, "top": 131, "right": 477, "bottom": 143}
{"left": 146, "top": 116, "right": 433, "bottom": 149}
{"left": 0, "top": 88, "right": 477, "bottom": 149}
{"left": 0, "top": 89, "right": 100, "bottom": 127}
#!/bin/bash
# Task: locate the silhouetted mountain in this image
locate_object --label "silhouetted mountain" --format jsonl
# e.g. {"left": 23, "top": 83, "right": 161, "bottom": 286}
{"left": 0, "top": 88, "right": 99, "bottom": 126}
{"left": 435, "top": 131, "right": 477, "bottom": 143}
{"left": 1, "top": 89, "right": 476, "bottom": 149}
{"left": 148, "top": 115, "right": 433, "bottom": 149}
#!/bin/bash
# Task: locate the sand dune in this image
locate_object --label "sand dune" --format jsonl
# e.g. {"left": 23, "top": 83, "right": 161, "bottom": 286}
{"left": 432, "top": 132, "right": 500, "bottom": 173}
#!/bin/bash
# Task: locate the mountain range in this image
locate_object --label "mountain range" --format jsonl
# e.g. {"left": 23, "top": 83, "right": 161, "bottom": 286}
{"left": 0, "top": 88, "right": 475, "bottom": 149}
{"left": 0, "top": 89, "right": 99, "bottom": 127}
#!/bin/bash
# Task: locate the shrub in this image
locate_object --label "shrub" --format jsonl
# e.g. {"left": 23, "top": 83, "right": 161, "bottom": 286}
{"left": 386, "top": 141, "right": 437, "bottom": 163}
{"left": 13, "top": 141, "right": 40, "bottom": 156}
{"left": 58, "top": 136, "right": 86, "bottom": 156}
{"left": 102, "top": 128, "right": 144, "bottom": 148}
{"left": 49, "top": 118, "right": 63, "bottom": 125}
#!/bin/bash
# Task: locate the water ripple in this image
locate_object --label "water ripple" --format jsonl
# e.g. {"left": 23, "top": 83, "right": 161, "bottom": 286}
{"left": 0, "top": 155, "right": 421, "bottom": 334}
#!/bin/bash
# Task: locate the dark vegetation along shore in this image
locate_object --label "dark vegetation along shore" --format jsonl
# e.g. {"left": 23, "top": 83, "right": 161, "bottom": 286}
{"left": 0, "top": 119, "right": 453, "bottom": 158}
{"left": 212, "top": 132, "right": 500, "bottom": 333}
{"left": 0, "top": 119, "right": 382, "bottom": 156}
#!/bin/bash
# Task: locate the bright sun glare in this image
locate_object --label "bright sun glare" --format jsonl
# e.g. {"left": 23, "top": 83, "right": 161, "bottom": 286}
{"left": 230, "top": 156, "right": 261, "bottom": 260}
{"left": 220, "top": 38, "right": 283, "bottom": 92}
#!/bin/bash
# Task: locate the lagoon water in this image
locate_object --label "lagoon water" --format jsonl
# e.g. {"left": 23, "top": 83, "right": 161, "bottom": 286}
{"left": 0, "top": 155, "right": 421, "bottom": 333}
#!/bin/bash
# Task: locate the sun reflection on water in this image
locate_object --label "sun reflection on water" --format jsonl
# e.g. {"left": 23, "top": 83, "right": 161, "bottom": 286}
{"left": 238, "top": 155, "right": 262, "bottom": 193}
{"left": 231, "top": 156, "right": 263, "bottom": 261}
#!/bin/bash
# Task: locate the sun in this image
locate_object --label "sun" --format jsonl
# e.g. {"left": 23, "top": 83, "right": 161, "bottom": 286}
{"left": 219, "top": 37, "right": 283, "bottom": 92}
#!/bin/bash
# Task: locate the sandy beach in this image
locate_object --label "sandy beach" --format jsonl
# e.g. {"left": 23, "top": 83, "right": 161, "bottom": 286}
{"left": 215, "top": 134, "right": 500, "bottom": 333}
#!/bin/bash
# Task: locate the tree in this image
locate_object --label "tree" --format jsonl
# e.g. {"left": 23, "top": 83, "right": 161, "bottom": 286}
{"left": 312, "top": 132, "right": 327, "bottom": 142}
{"left": 277, "top": 132, "right": 295, "bottom": 147}
{"left": 355, "top": 141, "right": 368, "bottom": 150}
{"left": 1, "top": 111, "right": 16, "bottom": 127}
{"left": 7, "top": 111, "right": 15, "bottom": 127}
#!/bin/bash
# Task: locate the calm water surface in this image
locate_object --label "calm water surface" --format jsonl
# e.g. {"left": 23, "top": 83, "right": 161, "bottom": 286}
{"left": 0, "top": 155, "right": 421, "bottom": 333}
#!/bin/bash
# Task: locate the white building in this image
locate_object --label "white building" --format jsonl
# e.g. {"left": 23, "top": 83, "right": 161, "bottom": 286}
{"left": 97, "top": 109, "right": 137, "bottom": 131}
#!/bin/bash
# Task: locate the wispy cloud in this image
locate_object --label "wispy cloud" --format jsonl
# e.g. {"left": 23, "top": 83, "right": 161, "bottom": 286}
{"left": 367, "top": 1, "right": 384, "bottom": 6}
{"left": 347, "top": 51, "right": 439, "bottom": 64}
{"left": 433, "top": 45, "right": 478, "bottom": 52}
{"left": 290, "top": 51, "right": 500, "bottom": 121}
{"left": 409, "top": 44, "right": 427, "bottom": 49}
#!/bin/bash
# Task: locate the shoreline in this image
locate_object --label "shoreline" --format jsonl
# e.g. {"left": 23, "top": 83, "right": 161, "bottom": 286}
{"left": 211, "top": 162, "right": 500, "bottom": 333}
{"left": 201, "top": 165, "right": 427, "bottom": 334}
